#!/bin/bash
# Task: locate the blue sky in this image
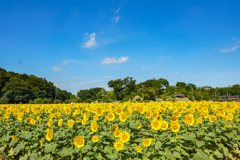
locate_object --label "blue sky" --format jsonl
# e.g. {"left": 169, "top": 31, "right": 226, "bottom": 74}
{"left": 0, "top": 0, "right": 240, "bottom": 95}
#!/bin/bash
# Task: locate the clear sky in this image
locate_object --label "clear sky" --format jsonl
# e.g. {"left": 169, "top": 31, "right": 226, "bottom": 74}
{"left": 0, "top": 0, "right": 240, "bottom": 95}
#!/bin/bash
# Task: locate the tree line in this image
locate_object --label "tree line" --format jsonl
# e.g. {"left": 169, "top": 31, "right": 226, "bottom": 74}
{"left": 77, "top": 76, "right": 240, "bottom": 102}
{"left": 0, "top": 68, "right": 79, "bottom": 104}
{"left": 1, "top": 67, "right": 239, "bottom": 104}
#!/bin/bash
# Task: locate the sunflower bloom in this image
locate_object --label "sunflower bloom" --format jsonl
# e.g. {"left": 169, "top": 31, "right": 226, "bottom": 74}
{"left": 160, "top": 121, "right": 168, "bottom": 130}
{"left": 143, "top": 138, "right": 153, "bottom": 147}
{"left": 184, "top": 114, "right": 195, "bottom": 126}
{"left": 67, "top": 119, "right": 74, "bottom": 127}
{"left": 136, "top": 145, "right": 142, "bottom": 153}
{"left": 107, "top": 112, "right": 115, "bottom": 121}
{"left": 151, "top": 119, "right": 161, "bottom": 130}
{"left": 58, "top": 119, "right": 63, "bottom": 127}
{"left": 114, "top": 141, "right": 124, "bottom": 151}
{"left": 170, "top": 122, "right": 180, "bottom": 133}
{"left": 120, "top": 131, "right": 130, "bottom": 143}
{"left": 114, "top": 130, "right": 121, "bottom": 138}
{"left": 92, "top": 136, "right": 98, "bottom": 143}
{"left": 74, "top": 136, "right": 85, "bottom": 148}
{"left": 10, "top": 136, "right": 18, "bottom": 141}
{"left": 209, "top": 115, "right": 217, "bottom": 122}
{"left": 45, "top": 129, "right": 53, "bottom": 141}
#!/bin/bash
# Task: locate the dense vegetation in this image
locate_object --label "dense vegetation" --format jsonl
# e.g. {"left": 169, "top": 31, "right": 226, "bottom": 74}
{"left": 0, "top": 68, "right": 78, "bottom": 104}
{"left": 1, "top": 67, "right": 240, "bottom": 104}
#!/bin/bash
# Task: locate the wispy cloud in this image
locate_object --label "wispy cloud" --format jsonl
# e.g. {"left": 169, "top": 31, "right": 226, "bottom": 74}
{"left": 71, "top": 80, "right": 103, "bottom": 87}
{"left": 73, "top": 76, "right": 77, "bottom": 80}
{"left": 172, "top": 72, "right": 180, "bottom": 75}
{"left": 114, "top": 16, "right": 120, "bottom": 23}
{"left": 196, "top": 81, "right": 201, "bottom": 85}
{"left": 102, "top": 76, "right": 113, "bottom": 79}
{"left": 181, "top": 74, "right": 189, "bottom": 76}
{"left": 233, "top": 37, "right": 237, "bottom": 40}
{"left": 142, "top": 67, "right": 145, "bottom": 70}
{"left": 102, "top": 56, "right": 129, "bottom": 64}
{"left": 52, "top": 66, "right": 62, "bottom": 72}
{"left": 112, "top": 7, "right": 121, "bottom": 23}
{"left": 220, "top": 46, "right": 239, "bottom": 52}
{"left": 52, "top": 79, "right": 65, "bottom": 87}
{"left": 82, "top": 32, "right": 97, "bottom": 48}
{"left": 62, "top": 59, "right": 80, "bottom": 65}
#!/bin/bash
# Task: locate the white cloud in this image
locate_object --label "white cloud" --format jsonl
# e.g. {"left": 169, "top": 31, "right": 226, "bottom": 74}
{"left": 62, "top": 59, "right": 80, "bottom": 65}
{"left": 73, "top": 76, "right": 77, "bottom": 80}
{"left": 114, "top": 16, "right": 120, "bottom": 23}
{"left": 115, "top": 7, "right": 120, "bottom": 14}
{"left": 82, "top": 32, "right": 97, "bottom": 48}
{"left": 52, "top": 79, "right": 65, "bottom": 87}
{"left": 142, "top": 67, "right": 145, "bottom": 70}
{"left": 196, "top": 81, "right": 201, "bottom": 85}
{"left": 52, "top": 66, "right": 62, "bottom": 72}
{"left": 181, "top": 74, "right": 189, "bottom": 76}
{"left": 71, "top": 80, "right": 103, "bottom": 87}
{"left": 102, "top": 56, "right": 129, "bottom": 64}
{"left": 112, "top": 7, "right": 121, "bottom": 23}
{"left": 102, "top": 76, "right": 113, "bottom": 79}
{"left": 220, "top": 45, "right": 239, "bottom": 52}
{"left": 155, "top": 65, "right": 159, "bottom": 69}
{"left": 172, "top": 72, "right": 180, "bottom": 75}
{"left": 233, "top": 37, "right": 237, "bottom": 40}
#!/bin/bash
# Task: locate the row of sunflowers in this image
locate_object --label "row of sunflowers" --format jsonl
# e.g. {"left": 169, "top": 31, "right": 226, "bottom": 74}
{"left": 1, "top": 101, "right": 240, "bottom": 160}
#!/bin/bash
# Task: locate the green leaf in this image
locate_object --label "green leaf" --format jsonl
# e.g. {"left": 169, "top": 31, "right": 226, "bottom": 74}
{"left": 181, "top": 149, "right": 189, "bottom": 156}
{"left": 8, "top": 148, "right": 14, "bottom": 157}
{"left": 193, "top": 149, "right": 210, "bottom": 160}
{"left": 173, "top": 151, "right": 181, "bottom": 159}
{"left": 142, "top": 157, "right": 151, "bottom": 160}
{"left": 44, "top": 143, "right": 58, "bottom": 154}
{"left": 29, "top": 152, "right": 38, "bottom": 160}
{"left": 9, "top": 140, "right": 17, "bottom": 147}
{"left": 103, "top": 146, "right": 112, "bottom": 154}
{"left": 169, "top": 137, "right": 177, "bottom": 143}
{"left": 14, "top": 142, "right": 25, "bottom": 155}
{"left": 20, "top": 131, "right": 32, "bottom": 140}
{"left": 164, "top": 149, "right": 176, "bottom": 160}
{"left": 19, "top": 154, "right": 28, "bottom": 160}
{"left": 213, "top": 150, "right": 223, "bottom": 159}
{"left": 58, "top": 147, "right": 73, "bottom": 157}
{"left": 107, "top": 152, "right": 118, "bottom": 159}
{"left": 0, "top": 145, "right": 6, "bottom": 152}
{"left": 195, "top": 140, "right": 205, "bottom": 148}
{"left": 82, "top": 145, "right": 91, "bottom": 154}
{"left": 155, "top": 141, "right": 162, "bottom": 150}
{"left": 2, "top": 135, "right": 10, "bottom": 141}
{"left": 223, "top": 147, "right": 229, "bottom": 157}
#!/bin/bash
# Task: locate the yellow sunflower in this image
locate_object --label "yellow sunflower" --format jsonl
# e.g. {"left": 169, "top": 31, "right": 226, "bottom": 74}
{"left": 209, "top": 115, "right": 217, "bottom": 122}
{"left": 114, "top": 130, "right": 121, "bottom": 138}
{"left": 136, "top": 145, "right": 142, "bottom": 153}
{"left": 92, "top": 136, "right": 98, "bottom": 143}
{"left": 107, "top": 112, "right": 115, "bottom": 121}
{"left": 143, "top": 138, "right": 152, "bottom": 147}
{"left": 10, "top": 136, "right": 18, "bottom": 141}
{"left": 170, "top": 122, "right": 180, "bottom": 133}
{"left": 73, "top": 136, "right": 85, "bottom": 148}
{"left": 45, "top": 129, "right": 53, "bottom": 141}
{"left": 184, "top": 114, "right": 195, "bottom": 126}
{"left": 120, "top": 131, "right": 130, "bottom": 143}
{"left": 114, "top": 141, "right": 124, "bottom": 151}
{"left": 58, "top": 119, "right": 63, "bottom": 127}
{"left": 151, "top": 119, "right": 161, "bottom": 130}
{"left": 160, "top": 121, "right": 168, "bottom": 130}
{"left": 67, "top": 119, "right": 74, "bottom": 127}
{"left": 119, "top": 113, "right": 127, "bottom": 122}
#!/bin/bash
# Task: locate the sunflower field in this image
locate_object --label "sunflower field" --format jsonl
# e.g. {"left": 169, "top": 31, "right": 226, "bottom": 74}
{"left": 1, "top": 101, "right": 240, "bottom": 160}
